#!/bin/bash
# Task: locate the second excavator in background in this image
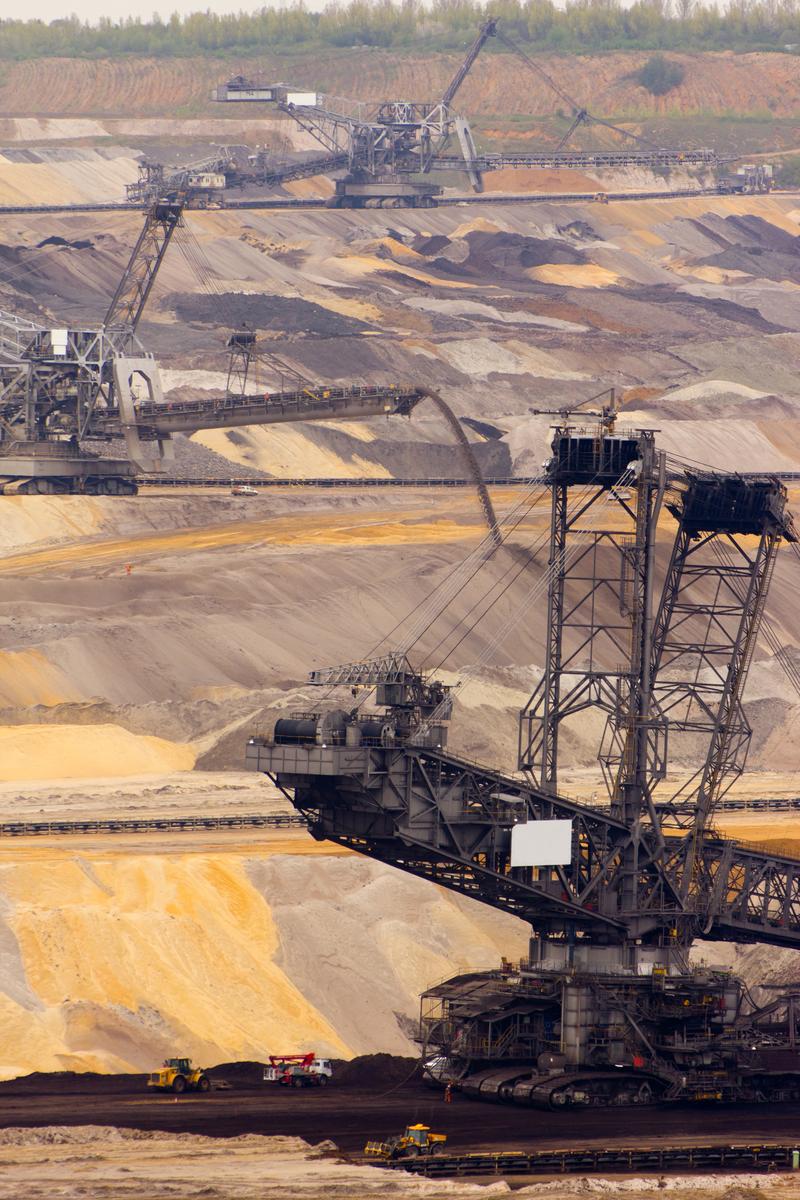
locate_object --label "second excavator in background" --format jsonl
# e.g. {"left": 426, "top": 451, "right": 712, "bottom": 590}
{"left": 213, "top": 18, "right": 720, "bottom": 209}
{"left": 0, "top": 194, "right": 426, "bottom": 494}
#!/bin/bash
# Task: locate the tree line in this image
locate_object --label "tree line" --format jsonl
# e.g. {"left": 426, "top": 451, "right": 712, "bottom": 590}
{"left": 2, "top": 0, "right": 800, "bottom": 61}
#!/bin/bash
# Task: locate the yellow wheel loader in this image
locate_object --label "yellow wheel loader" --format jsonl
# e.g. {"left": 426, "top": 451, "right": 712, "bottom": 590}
{"left": 364, "top": 1123, "right": 447, "bottom": 1161}
{"left": 147, "top": 1057, "right": 211, "bottom": 1094}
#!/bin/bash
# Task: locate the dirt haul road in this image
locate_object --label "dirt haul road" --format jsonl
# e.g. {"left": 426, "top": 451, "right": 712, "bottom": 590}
{"left": 0, "top": 499, "right": 524, "bottom": 576}
{"left": 1, "top": 1070, "right": 800, "bottom": 1156}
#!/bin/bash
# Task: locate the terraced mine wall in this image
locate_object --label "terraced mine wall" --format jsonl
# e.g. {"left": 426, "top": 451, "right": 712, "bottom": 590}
{"left": 3, "top": 50, "right": 800, "bottom": 121}
{"left": 2, "top": 188, "right": 800, "bottom": 1076}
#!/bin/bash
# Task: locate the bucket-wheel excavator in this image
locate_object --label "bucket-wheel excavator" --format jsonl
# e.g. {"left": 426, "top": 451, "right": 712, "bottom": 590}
{"left": 213, "top": 19, "right": 718, "bottom": 208}
{"left": 0, "top": 197, "right": 425, "bottom": 494}
{"left": 248, "top": 414, "right": 800, "bottom": 1108}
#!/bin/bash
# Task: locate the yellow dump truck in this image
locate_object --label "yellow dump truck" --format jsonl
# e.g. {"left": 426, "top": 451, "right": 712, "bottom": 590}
{"left": 365, "top": 1123, "right": 447, "bottom": 1161}
{"left": 147, "top": 1057, "right": 211, "bottom": 1094}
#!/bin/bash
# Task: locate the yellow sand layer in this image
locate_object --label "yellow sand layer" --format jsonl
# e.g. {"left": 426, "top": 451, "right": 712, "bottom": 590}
{"left": 0, "top": 848, "right": 350, "bottom": 1077}
{"left": 0, "top": 724, "right": 195, "bottom": 781}
{"left": 0, "top": 163, "right": 85, "bottom": 206}
{"left": 0, "top": 495, "right": 105, "bottom": 552}
{"left": 450, "top": 217, "right": 501, "bottom": 238}
{"left": 717, "top": 816, "right": 800, "bottom": 860}
{"left": 596, "top": 194, "right": 800, "bottom": 238}
{"left": 0, "top": 833, "right": 527, "bottom": 1077}
{"left": 334, "top": 252, "right": 475, "bottom": 290}
{"left": 481, "top": 167, "right": 600, "bottom": 193}
{"left": 674, "top": 264, "right": 753, "bottom": 284}
{"left": 283, "top": 175, "right": 335, "bottom": 199}
{"left": 528, "top": 263, "right": 620, "bottom": 287}
{"left": 0, "top": 507, "right": 493, "bottom": 574}
{"left": 192, "top": 424, "right": 389, "bottom": 478}
{"left": 313, "top": 294, "right": 382, "bottom": 322}
{"left": 0, "top": 649, "right": 85, "bottom": 707}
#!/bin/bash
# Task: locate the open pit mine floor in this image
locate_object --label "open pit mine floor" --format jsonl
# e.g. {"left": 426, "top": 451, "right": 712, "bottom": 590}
{"left": 1, "top": 1070, "right": 799, "bottom": 1165}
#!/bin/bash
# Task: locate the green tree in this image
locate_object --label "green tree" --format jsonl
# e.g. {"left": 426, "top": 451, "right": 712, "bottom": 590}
{"left": 634, "top": 53, "right": 685, "bottom": 94}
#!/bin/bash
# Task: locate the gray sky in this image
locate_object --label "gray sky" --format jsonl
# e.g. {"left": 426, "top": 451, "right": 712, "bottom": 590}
{"left": 20, "top": 0, "right": 327, "bottom": 23}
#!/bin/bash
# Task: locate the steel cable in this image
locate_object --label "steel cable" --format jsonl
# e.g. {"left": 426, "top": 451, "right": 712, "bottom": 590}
{"left": 411, "top": 468, "right": 637, "bottom": 738}
{"left": 308, "top": 477, "right": 551, "bottom": 709}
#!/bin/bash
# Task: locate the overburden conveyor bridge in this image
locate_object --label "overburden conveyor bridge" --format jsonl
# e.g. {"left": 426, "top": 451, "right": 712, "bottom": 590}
{"left": 248, "top": 421, "right": 800, "bottom": 1109}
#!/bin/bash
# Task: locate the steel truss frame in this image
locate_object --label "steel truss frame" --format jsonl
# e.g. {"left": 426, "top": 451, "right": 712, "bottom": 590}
{"left": 104, "top": 200, "right": 183, "bottom": 331}
{"left": 651, "top": 485, "right": 790, "bottom": 833}
{"left": 222, "top": 20, "right": 498, "bottom": 187}
{"left": 518, "top": 431, "right": 667, "bottom": 822}
{"left": 433, "top": 149, "right": 717, "bottom": 171}
{"left": 0, "top": 328, "right": 148, "bottom": 445}
{"left": 247, "top": 434, "right": 800, "bottom": 952}
{"left": 0, "top": 200, "right": 181, "bottom": 453}
{"left": 283, "top": 99, "right": 461, "bottom": 180}
{"left": 250, "top": 737, "right": 800, "bottom": 949}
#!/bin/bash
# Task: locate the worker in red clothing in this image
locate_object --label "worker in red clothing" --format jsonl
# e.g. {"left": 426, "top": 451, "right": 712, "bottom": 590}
{"left": 444, "top": 1082, "right": 453, "bottom": 1103}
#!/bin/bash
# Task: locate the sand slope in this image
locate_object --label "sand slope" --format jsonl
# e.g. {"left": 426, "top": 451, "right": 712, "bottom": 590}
{"left": 0, "top": 725, "right": 194, "bottom": 782}
{"left": 3, "top": 50, "right": 800, "bottom": 119}
{"left": 0, "top": 834, "right": 527, "bottom": 1079}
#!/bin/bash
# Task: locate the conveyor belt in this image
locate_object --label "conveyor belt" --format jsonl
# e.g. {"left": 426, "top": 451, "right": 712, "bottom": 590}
{"left": 0, "top": 185, "right": 790, "bottom": 217}
{"left": 1, "top": 795, "right": 790, "bottom": 839}
{"left": 138, "top": 473, "right": 800, "bottom": 490}
{"left": 0, "top": 812, "right": 307, "bottom": 837}
{"left": 382, "top": 1141, "right": 800, "bottom": 1177}
{"left": 139, "top": 476, "right": 530, "bottom": 488}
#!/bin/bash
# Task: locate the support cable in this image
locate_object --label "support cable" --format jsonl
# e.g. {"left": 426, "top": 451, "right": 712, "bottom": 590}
{"left": 412, "top": 468, "right": 638, "bottom": 738}
{"left": 309, "top": 477, "right": 550, "bottom": 709}
{"left": 394, "top": 481, "right": 548, "bottom": 654}
{"left": 174, "top": 220, "right": 310, "bottom": 389}
{"left": 715, "top": 538, "right": 800, "bottom": 699}
{"left": 418, "top": 479, "right": 598, "bottom": 669}
{"left": 493, "top": 29, "right": 660, "bottom": 151}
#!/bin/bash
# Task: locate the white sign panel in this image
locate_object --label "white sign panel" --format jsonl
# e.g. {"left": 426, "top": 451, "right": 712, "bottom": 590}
{"left": 286, "top": 91, "right": 318, "bottom": 106}
{"left": 510, "top": 819, "right": 572, "bottom": 867}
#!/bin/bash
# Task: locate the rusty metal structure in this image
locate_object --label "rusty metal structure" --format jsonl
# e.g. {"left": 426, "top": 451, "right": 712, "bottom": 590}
{"left": 247, "top": 418, "right": 800, "bottom": 1107}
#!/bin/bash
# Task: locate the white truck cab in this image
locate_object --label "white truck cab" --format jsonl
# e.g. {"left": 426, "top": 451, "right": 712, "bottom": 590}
{"left": 263, "top": 1054, "right": 334, "bottom": 1085}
